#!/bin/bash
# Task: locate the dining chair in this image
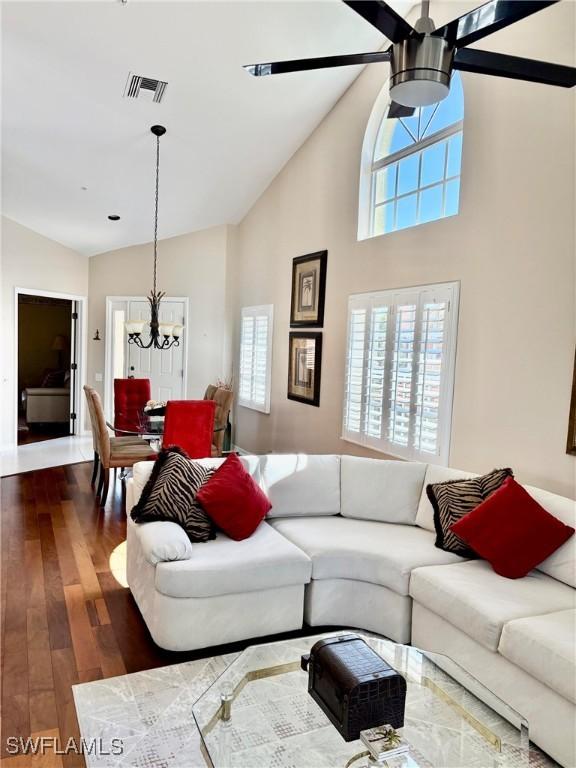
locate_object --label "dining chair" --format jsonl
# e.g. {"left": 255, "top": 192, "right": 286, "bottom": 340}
{"left": 90, "top": 388, "right": 156, "bottom": 505}
{"left": 162, "top": 400, "right": 216, "bottom": 459}
{"left": 204, "top": 385, "right": 234, "bottom": 456}
{"left": 114, "top": 378, "right": 151, "bottom": 435}
{"left": 83, "top": 385, "right": 143, "bottom": 489}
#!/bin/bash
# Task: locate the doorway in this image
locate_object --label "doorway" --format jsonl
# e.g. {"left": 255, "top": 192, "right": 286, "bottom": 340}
{"left": 16, "top": 293, "right": 79, "bottom": 445}
{"left": 104, "top": 296, "right": 188, "bottom": 421}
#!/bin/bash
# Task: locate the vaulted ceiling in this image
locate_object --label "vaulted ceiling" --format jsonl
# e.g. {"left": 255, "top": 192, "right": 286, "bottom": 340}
{"left": 1, "top": 1, "right": 411, "bottom": 256}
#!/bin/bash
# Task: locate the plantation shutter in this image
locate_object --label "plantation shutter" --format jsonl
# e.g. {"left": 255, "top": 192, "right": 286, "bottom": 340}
{"left": 238, "top": 305, "right": 273, "bottom": 413}
{"left": 342, "top": 283, "right": 458, "bottom": 464}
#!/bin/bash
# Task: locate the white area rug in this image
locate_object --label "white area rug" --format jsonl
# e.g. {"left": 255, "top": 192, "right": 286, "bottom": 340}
{"left": 73, "top": 654, "right": 238, "bottom": 768}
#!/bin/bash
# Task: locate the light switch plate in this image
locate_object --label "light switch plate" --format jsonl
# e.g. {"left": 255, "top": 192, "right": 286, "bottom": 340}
{"left": 95, "top": 372, "right": 103, "bottom": 382}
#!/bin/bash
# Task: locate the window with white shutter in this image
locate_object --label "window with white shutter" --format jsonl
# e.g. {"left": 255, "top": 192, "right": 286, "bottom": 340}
{"left": 342, "top": 283, "right": 459, "bottom": 464}
{"left": 238, "top": 305, "right": 273, "bottom": 414}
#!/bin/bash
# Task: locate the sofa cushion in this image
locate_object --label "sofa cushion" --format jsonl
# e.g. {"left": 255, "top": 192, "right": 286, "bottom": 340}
{"left": 499, "top": 609, "right": 576, "bottom": 704}
{"left": 410, "top": 560, "right": 575, "bottom": 651}
{"left": 341, "top": 456, "right": 426, "bottom": 525}
{"left": 428, "top": 467, "right": 513, "bottom": 558}
{"left": 526, "top": 485, "right": 576, "bottom": 588}
{"left": 132, "top": 455, "right": 260, "bottom": 505}
{"left": 269, "top": 517, "right": 462, "bottom": 596}
{"left": 196, "top": 454, "right": 271, "bottom": 541}
{"left": 416, "top": 465, "right": 478, "bottom": 531}
{"left": 154, "top": 521, "right": 312, "bottom": 598}
{"left": 131, "top": 448, "right": 216, "bottom": 542}
{"left": 451, "top": 477, "right": 575, "bottom": 579}
{"left": 129, "top": 517, "right": 193, "bottom": 565}
{"left": 261, "top": 454, "right": 340, "bottom": 517}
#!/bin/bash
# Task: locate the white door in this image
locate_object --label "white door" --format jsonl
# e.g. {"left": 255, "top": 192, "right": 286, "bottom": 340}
{"left": 126, "top": 299, "right": 186, "bottom": 402}
{"left": 105, "top": 297, "right": 187, "bottom": 419}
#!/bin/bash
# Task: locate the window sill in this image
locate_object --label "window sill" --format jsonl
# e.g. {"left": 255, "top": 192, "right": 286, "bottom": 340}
{"left": 340, "top": 435, "right": 447, "bottom": 466}
{"left": 238, "top": 401, "right": 270, "bottom": 415}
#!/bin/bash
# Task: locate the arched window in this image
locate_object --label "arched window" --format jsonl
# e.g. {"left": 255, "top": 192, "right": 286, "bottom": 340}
{"left": 358, "top": 73, "right": 464, "bottom": 239}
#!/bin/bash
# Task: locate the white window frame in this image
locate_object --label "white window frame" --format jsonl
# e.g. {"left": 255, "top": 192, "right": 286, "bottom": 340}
{"left": 238, "top": 304, "right": 274, "bottom": 414}
{"left": 342, "top": 282, "right": 460, "bottom": 465}
{"left": 369, "top": 121, "right": 463, "bottom": 237}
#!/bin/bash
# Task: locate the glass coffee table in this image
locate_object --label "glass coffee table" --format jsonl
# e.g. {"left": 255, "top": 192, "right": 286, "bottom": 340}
{"left": 192, "top": 633, "right": 529, "bottom": 768}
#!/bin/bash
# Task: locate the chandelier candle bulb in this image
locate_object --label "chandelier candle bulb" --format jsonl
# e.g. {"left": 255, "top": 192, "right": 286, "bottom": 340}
{"left": 159, "top": 323, "right": 174, "bottom": 338}
{"left": 125, "top": 320, "right": 145, "bottom": 335}
{"left": 172, "top": 324, "right": 184, "bottom": 338}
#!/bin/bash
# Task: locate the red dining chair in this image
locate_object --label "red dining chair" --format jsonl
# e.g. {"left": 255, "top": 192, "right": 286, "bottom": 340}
{"left": 114, "top": 378, "right": 151, "bottom": 435}
{"left": 162, "top": 400, "right": 216, "bottom": 458}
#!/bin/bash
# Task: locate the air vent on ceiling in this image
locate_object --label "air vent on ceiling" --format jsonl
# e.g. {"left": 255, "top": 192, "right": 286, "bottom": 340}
{"left": 124, "top": 73, "right": 168, "bottom": 103}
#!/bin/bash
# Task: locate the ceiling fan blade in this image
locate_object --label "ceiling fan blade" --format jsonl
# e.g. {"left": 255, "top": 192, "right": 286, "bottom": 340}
{"left": 454, "top": 48, "right": 576, "bottom": 87}
{"left": 432, "top": 0, "right": 559, "bottom": 48}
{"left": 244, "top": 50, "right": 391, "bottom": 76}
{"left": 343, "top": 1, "right": 416, "bottom": 43}
{"left": 387, "top": 101, "right": 416, "bottom": 118}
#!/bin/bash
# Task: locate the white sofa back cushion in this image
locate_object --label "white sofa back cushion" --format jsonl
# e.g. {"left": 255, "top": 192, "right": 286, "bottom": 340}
{"left": 341, "top": 456, "right": 427, "bottom": 525}
{"left": 260, "top": 454, "right": 341, "bottom": 517}
{"left": 415, "top": 464, "right": 478, "bottom": 531}
{"left": 131, "top": 455, "right": 261, "bottom": 508}
{"left": 128, "top": 516, "right": 193, "bottom": 565}
{"left": 524, "top": 485, "right": 576, "bottom": 588}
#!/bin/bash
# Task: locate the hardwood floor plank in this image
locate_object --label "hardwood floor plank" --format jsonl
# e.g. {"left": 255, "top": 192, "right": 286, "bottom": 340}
{"left": 52, "top": 527, "right": 81, "bottom": 588}
{"left": 30, "top": 729, "right": 63, "bottom": 768}
{"left": 2, "top": 505, "right": 30, "bottom": 758}
{"left": 25, "top": 529, "right": 59, "bottom": 735}
{"left": 84, "top": 600, "right": 99, "bottom": 628}
{"left": 60, "top": 503, "right": 102, "bottom": 602}
{"left": 77, "top": 669, "right": 102, "bottom": 684}
{"left": 94, "top": 599, "right": 111, "bottom": 626}
{"left": 29, "top": 690, "right": 59, "bottom": 736}
{"left": 0, "top": 756, "right": 32, "bottom": 767}
{"left": 92, "top": 625, "right": 127, "bottom": 679}
{"left": 62, "top": 586, "right": 100, "bottom": 675}
{"left": 38, "top": 515, "right": 72, "bottom": 652}
{"left": 51, "top": 649, "right": 83, "bottom": 768}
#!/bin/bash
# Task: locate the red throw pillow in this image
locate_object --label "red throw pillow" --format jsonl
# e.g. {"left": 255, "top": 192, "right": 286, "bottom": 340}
{"left": 451, "top": 477, "right": 575, "bottom": 579}
{"left": 196, "top": 454, "right": 271, "bottom": 541}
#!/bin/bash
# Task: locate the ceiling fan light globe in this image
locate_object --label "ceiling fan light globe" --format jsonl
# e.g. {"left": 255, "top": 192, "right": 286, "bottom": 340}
{"left": 390, "top": 78, "right": 450, "bottom": 107}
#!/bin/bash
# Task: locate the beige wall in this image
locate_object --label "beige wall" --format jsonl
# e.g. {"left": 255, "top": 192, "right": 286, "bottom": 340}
{"left": 0, "top": 216, "right": 89, "bottom": 446}
{"left": 87, "top": 225, "right": 232, "bottom": 407}
{"left": 230, "top": 1, "right": 576, "bottom": 498}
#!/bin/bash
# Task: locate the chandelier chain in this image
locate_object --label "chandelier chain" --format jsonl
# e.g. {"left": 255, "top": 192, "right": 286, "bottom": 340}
{"left": 153, "top": 133, "right": 160, "bottom": 296}
{"left": 127, "top": 125, "right": 181, "bottom": 351}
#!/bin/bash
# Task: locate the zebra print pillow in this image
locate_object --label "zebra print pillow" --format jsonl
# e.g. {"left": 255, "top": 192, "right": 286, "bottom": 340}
{"left": 427, "top": 468, "right": 513, "bottom": 557}
{"left": 131, "top": 446, "right": 216, "bottom": 542}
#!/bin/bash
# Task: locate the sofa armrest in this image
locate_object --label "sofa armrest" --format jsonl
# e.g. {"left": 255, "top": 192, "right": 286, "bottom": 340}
{"left": 128, "top": 516, "right": 193, "bottom": 565}
{"left": 126, "top": 480, "right": 192, "bottom": 565}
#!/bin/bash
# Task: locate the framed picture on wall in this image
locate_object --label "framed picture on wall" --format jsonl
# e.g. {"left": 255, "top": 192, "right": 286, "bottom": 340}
{"left": 290, "top": 250, "right": 327, "bottom": 327}
{"left": 567, "top": 348, "right": 576, "bottom": 455}
{"left": 287, "top": 332, "right": 322, "bottom": 407}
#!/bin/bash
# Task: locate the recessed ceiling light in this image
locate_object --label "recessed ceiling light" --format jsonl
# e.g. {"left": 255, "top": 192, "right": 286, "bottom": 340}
{"left": 81, "top": 186, "right": 88, "bottom": 191}
{"left": 108, "top": 214, "right": 121, "bottom": 221}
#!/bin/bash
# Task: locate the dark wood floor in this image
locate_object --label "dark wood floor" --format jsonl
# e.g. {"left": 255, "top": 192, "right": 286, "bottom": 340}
{"left": 0, "top": 462, "right": 315, "bottom": 767}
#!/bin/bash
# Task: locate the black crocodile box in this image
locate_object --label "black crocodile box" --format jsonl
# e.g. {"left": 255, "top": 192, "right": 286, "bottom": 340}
{"left": 301, "top": 634, "right": 406, "bottom": 742}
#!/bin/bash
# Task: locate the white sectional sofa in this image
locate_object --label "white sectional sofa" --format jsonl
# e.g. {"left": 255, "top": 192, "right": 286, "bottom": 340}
{"left": 125, "top": 454, "right": 576, "bottom": 767}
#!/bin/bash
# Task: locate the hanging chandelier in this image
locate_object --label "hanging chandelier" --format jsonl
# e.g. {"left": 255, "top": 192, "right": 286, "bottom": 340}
{"left": 125, "top": 125, "right": 183, "bottom": 350}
